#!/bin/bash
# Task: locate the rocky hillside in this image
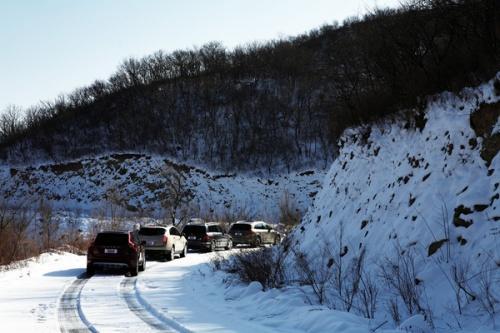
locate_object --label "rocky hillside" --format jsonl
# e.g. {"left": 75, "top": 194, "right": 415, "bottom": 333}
{"left": 291, "top": 74, "right": 500, "bottom": 331}
{"left": 0, "top": 154, "right": 323, "bottom": 220}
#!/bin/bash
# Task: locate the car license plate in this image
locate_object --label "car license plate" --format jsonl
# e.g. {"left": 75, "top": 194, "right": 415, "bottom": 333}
{"left": 188, "top": 236, "right": 196, "bottom": 240}
{"left": 104, "top": 249, "right": 117, "bottom": 254}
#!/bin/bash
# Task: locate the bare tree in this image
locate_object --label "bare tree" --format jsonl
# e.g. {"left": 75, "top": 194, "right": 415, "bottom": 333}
{"left": 0, "top": 105, "right": 23, "bottom": 139}
{"left": 37, "top": 198, "right": 60, "bottom": 250}
{"left": 279, "top": 190, "right": 302, "bottom": 233}
{"left": 158, "top": 166, "right": 194, "bottom": 225}
{"left": 99, "top": 186, "right": 131, "bottom": 230}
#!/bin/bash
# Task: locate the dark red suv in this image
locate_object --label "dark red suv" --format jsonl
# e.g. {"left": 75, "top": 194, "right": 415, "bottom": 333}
{"left": 87, "top": 231, "right": 146, "bottom": 276}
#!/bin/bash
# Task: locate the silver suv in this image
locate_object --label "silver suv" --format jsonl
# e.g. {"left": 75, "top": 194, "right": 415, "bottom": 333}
{"left": 229, "top": 221, "right": 281, "bottom": 247}
{"left": 138, "top": 225, "right": 187, "bottom": 261}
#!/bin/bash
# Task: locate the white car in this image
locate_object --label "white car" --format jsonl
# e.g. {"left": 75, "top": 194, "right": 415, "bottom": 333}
{"left": 138, "top": 225, "right": 187, "bottom": 261}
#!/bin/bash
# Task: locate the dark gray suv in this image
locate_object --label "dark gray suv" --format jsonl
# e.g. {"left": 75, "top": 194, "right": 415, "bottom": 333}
{"left": 182, "top": 222, "right": 232, "bottom": 251}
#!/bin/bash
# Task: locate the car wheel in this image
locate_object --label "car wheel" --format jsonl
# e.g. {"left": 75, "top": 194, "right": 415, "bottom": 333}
{"left": 139, "top": 253, "right": 146, "bottom": 272}
{"left": 129, "top": 263, "right": 138, "bottom": 276}
{"left": 180, "top": 245, "right": 187, "bottom": 258}
{"left": 225, "top": 239, "right": 233, "bottom": 250}
{"left": 274, "top": 236, "right": 281, "bottom": 245}
{"left": 210, "top": 240, "right": 216, "bottom": 252}
{"left": 253, "top": 236, "right": 261, "bottom": 248}
{"left": 86, "top": 263, "right": 95, "bottom": 276}
{"left": 167, "top": 247, "right": 175, "bottom": 261}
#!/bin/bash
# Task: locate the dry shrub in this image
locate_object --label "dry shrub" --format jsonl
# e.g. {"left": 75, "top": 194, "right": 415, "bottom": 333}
{"left": 0, "top": 201, "right": 37, "bottom": 265}
{"left": 212, "top": 240, "right": 291, "bottom": 290}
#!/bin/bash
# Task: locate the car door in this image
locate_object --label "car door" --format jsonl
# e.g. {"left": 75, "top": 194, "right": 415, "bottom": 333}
{"left": 261, "top": 223, "right": 272, "bottom": 243}
{"left": 254, "top": 223, "right": 266, "bottom": 242}
{"left": 266, "top": 224, "right": 277, "bottom": 243}
{"left": 169, "top": 227, "right": 182, "bottom": 252}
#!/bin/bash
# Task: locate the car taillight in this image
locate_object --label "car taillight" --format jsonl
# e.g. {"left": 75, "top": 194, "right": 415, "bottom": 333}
{"left": 202, "top": 234, "right": 211, "bottom": 242}
{"left": 163, "top": 235, "right": 168, "bottom": 244}
{"left": 129, "top": 241, "right": 138, "bottom": 252}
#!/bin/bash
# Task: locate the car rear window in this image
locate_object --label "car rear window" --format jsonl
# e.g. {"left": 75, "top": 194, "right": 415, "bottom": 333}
{"left": 139, "top": 227, "right": 166, "bottom": 236}
{"left": 230, "top": 224, "right": 251, "bottom": 231}
{"left": 95, "top": 233, "right": 129, "bottom": 245}
{"left": 208, "top": 225, "right": 220, "bottom": 232}
{"left": 182, "top": 225, "right": 206, "bottom": 236}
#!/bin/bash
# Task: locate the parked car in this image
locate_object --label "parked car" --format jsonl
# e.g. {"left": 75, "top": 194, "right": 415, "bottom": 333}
{"left": 86, "top": 231, "right": 146, "bottom": 276}
{"left": 228, "top": 221, "right": 281, "bottom": 247}
{"left": 182, "top": 222, "right": 232, "bottom": 251}
{"left": 138, "top": 225, "right": 187, "bottom": 261}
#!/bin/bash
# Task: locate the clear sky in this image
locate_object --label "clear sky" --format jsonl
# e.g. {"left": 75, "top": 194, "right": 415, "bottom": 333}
{"left": 0, "top": 0, "right": 400, "bottom": 112}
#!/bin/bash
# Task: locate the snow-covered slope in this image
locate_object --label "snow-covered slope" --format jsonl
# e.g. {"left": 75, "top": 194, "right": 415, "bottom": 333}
{"left": 0, "top": 155, "right": 324, "bottom": 219}
{"left": 293, "top": 76, "right": 500, "bottom": 331}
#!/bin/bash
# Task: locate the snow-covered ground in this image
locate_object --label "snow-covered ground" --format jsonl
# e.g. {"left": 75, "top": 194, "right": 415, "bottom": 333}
{"left": 0, "top": 252, "right": 87, "bottom": 332}
{"left": 0, "top": 250, "right": 404, "bottom": 333}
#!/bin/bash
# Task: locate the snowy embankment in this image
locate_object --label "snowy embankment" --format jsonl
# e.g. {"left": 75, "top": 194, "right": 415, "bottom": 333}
{"left": 0, "top": 155, "right": 323, "bottom": 219}
{"left": 290, "top": 76, "right": 500, "bottom": 331}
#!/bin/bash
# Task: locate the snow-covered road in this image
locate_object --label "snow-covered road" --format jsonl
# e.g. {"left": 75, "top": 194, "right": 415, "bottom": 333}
{"left": 0, "top": 251, "right": 294, "bottom": 333}
{"left": 0, "top": 250, "right": 392, "bottom": 333}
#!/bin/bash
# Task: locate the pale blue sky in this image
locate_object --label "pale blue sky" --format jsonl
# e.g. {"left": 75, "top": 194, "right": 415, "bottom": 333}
{"left": 0, "top": 0, "right": 399, "bottom": 112}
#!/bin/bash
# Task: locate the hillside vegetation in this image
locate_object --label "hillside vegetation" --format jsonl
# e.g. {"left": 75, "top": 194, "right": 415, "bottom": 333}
{"left": 1, "top": 0, "right": 498, "bottom": 172}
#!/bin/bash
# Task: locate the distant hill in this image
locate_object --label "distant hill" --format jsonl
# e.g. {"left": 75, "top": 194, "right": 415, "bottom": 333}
{"left": 1, "top": 0, "right": 498, "bottom": 172}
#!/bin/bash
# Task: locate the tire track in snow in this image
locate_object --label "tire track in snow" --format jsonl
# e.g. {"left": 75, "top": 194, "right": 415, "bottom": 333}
{"left": 58, "top": 273, "right": 97, "bottom": 333}
{"left": 120, "top": 277, "right": 193, "bottom": 333}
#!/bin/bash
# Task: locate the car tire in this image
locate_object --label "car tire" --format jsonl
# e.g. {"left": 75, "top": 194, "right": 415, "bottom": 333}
{"left": 180, "top": 245, "right": 187, "bottom": 258}
{"left": 139, "top": 253, "right": 146, "bottom": 272}
{"left": 225, "top": 239, "right": 233, "bottom": 250}
{"left": 210, "top": 240, "right": 216, "bottom": 252}
{"left": 274, "top": 236, "right": 281, "bottom": 245}
{"left": 253, "top": 236, "right": 261, "bottom": 248}
{"left": 86, "top": 263, "right": 95, "bottom": 276}
{"left": 129, "top": 263, "right": 138, "bottom": 276}
{"left": 167, "top": 247, "right": 175, "bottom": 261}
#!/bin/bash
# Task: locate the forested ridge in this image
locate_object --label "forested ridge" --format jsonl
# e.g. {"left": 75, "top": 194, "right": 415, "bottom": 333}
{"left": 1, "top": 0, "right": 498, "bottom": 172}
